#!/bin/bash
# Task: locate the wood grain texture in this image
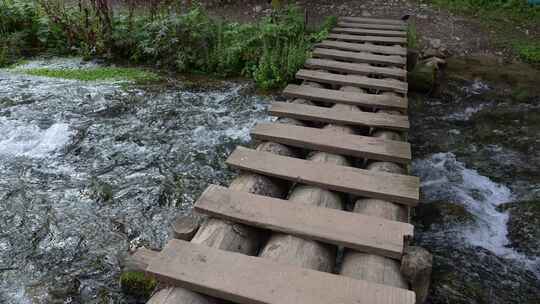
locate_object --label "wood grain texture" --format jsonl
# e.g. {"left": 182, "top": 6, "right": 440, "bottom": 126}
{"left": 282, "top": 84, "right": 408, "bottom": 110}
{"left": 305, "top": 58, "right": 406, "bottom": 79}
{"left": 339, "top": 16, "right": 406, "bottom": 26}
{"left": 195, "top": 185, "right": 414, "bottom": 259}
{"left": 251, "top": 123, "right": 411, "bottom": 163}
{"left": 226, "top": 147, "right": 419, "bottom": 206}
{"left": 313, "top": 48, "right": 406, "bottom": 66}
{"left": 332, "top": 27, "right": 407, "bottom": 37}
{"left": 337, "top": 22, "right": 406, "bottom": 31}
{"left": 328, "top": 33, "right": 407, "bottom": 45}
{"left": 296, "top": 69, "right": 408, "bottom": 94}
{"left": 317, "top": 40, "right": 407, "bottom": 56}
{"left": 147, "top": 239, "right": 416, "bottom": 304}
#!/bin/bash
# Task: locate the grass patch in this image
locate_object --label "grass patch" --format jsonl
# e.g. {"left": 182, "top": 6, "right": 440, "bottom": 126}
{"left": 421, "top": 0, "right": 540, "bottom": 64}
{"left": 514, "top": 41, "right": 540, "bottom": 64}
{"left": 22, "top": 67, "right": 162, "bottom": 83}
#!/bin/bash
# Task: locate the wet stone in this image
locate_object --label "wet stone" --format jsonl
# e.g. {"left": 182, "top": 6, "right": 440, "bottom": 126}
{"left": 498, "top": 200, "right": 540, "bottom": 257}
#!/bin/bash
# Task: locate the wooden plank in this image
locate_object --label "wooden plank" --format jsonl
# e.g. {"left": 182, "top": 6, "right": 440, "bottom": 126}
{"left": 317, "top": 40, "right": 407, "bottom": 56}
{"left": 269, "top": 101, "right": 409, "bottom": 130}
{"left": 340, "top": 16, "right": 406, "bottom": 26}
{"left": 226, "top": 147, "right": 420, "bottom": 206}
{"left": 147, "top": 239, "right": 416, "bottom": 304}
{"left": 195, "top": 185, "right": 414, "bottom": 259}
{"left": 328, "top": 33, "right": 407, "bottom": 45}
{"left": 296, "top": 69, "right": 408, "bottom": 94}
{"left": 337, "top": 22, "right": 406, "bottom": 31}
{"left": 332, "top": 27, "right": 407, "bottom": 37}
{"left": 251, "top": 123, "right": 411, "bottom": 163}
{"left": 305, "top": 58, "right": 406, "bottom": 79}
{"left": 313, "top": 48, "right": 405, "bottom": 66}
{"left": 283, "top": 84, "right": 408, "bottom": 110}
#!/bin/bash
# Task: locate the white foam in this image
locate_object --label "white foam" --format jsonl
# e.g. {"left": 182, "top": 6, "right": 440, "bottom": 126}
{"left": 414, "top": 153, "right": 513, "bottom": 252}
{"left": 0, "top": 118, "right": 72, "bottom": 157}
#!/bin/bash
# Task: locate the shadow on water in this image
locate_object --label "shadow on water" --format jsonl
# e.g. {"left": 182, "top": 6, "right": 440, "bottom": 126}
{"left": 0, "top": 59, "right": 271, "bottom": 303}
{"left": 410, "top": 56, "right": 540, "bottom": 304}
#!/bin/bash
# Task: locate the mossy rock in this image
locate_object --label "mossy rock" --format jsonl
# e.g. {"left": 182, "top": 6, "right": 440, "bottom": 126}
{"left": 408, "top": 62, "right": 437, "bottom": 93}
{"left": 414, "top": 201, "right": 475, "bottom": 230}
{"left": 497, "top": 200, "right": 540, "bottom": 257}
{"left": 445, "top": 56, "right": 540, "bottom": 98}
{"left": 120, "top": 271, "right": 157, "bottom": 299}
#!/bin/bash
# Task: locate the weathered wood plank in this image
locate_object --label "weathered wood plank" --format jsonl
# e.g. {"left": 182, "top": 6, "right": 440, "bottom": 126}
{"left": 337, "top": 22, "right": 406, "bottom": 31}
{"left": 251, "top": 123, "right": 411, "bottom": 163}
{"left": 313, "top": 48, "right": 406, "bottom": 66}
{"left": 226, "top": 147, "right": 420, "bottom": 206}
{"left": 305, "top": 58, "right": 406, "bottom": 79}
{"left": 282, "top": 84, "right": 408, "bottom": 110}
{"left": 328, "top": 33, "right": 407, "bottom": 45}
{"left": 340, "top": 16, "right": 406, "bottom": 26}
{"left": 269, "top": 101, "right": 408, "bottom": 130}
{"left": 195, "top": 185, "right": 414, "bottom": 259}
{"left": 147, "top": 239, "right": 416, "bottom": 304}
{"left": 332, "top": 27, "right": 407, "bottom": 37}
{"left": 296, "top": 69, "right": 408, "bottom": 94}
{"left": 317, "top": 40, "right": 407, "bottom": 56}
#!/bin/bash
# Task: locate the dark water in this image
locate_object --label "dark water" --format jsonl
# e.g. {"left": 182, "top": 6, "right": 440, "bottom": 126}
{"left": 409, "top": 74, "right": 540, "bottom": 303}
{"left": 0, "top": 59, "right": 271, "bottom": 303}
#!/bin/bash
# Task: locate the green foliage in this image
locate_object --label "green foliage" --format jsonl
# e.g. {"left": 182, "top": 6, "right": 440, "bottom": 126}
{"left": 514, "top": 41, "right": 540, "bottom": 64}
{"left": 21, "top": 67, "right": 162, "bottom": 83}
{"left": 1, "top": 2, "right": 333, "bottom": 89}
{"left": 407, "top": 21, "right": 419, "bottom": 49}
{"left": 427, "top": 0, "right": 540, "bottom": 21}
{"left": 119, "top": 271, "right": 157, "bottom": 299}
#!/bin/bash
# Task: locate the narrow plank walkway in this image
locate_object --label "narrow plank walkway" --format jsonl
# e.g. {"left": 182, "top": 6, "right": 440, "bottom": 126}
{"left": 251, "top": 123, "right": 411, "bottom": 163}
{"left": 147, "top": 240, "right": 416, "bottom": 304}
{"left": 337, "top": 22, "right": 406, "bottom": 31}
{"left": 305, "top": 58, "right": 406, "bottom": 79}
{"left": 332, "top": 27, "right": 407, "bottom": 37}
{"left": 144, "top": 16, "right": 419, "bottom": 304}
{"left": 282, "top": 84, "right": 408, "bottom": 110}
{"left": 328, "top": 33, "right": 407, "bottom": 45}
{"left": 226, "top": 147, "right": 419, "bottom": 206}
{"left": 195, "top": 185, "right": 414, "bottom": 259}
{"left": 317, "top": 40, "right": 407, "bottom": 56}
{"left": 313, "top": 48, "right": 406, "bottom": 66}
{"left": 339, "top": 16, "right": 406, "bottom": 26}
{"left": 269, "top": 101, "right": 409, "bottom": 130}
{"left": 296, "top": 69, "right": 408, "bottom": 94}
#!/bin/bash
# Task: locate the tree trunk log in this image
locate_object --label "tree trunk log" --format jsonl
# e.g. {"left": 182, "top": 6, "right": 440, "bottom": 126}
{"left": 339, "top": 89, "right": 410, "bottom": 290}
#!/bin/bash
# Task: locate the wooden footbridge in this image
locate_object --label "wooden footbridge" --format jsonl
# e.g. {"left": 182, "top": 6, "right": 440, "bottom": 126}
{"left": 131, "top": 16, "right": 424, "bottom": 304}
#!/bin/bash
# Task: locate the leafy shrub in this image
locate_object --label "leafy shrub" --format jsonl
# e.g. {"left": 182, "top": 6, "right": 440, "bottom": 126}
{"left": 2, "top": 2, "right": 334, "bottom": 89}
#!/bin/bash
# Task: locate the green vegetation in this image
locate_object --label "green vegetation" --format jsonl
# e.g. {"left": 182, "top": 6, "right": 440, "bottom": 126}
{"left": 119, "top": 271, "right": 157, "bottom": 299}
{"left": 21, "top": 67, "right": 162, "bottom": 83}
{"left": 1, "top": 1, "right": 336, "bottom": 89}
{"left": 422, "top": 0, "right": 540, "bottom": 64}
{"left": 514, "top": 41, "right": 540, "bottom": 63}
{"left": 407, "top": 21, "right": 419, "bottom": 49}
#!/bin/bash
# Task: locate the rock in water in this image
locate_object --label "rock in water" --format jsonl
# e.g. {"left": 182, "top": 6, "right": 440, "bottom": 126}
{"left": 498, "top": 200, "right": 540, "bottom": 257}
{"left": 408, "top": 62, "right": 437, "bottom": 93}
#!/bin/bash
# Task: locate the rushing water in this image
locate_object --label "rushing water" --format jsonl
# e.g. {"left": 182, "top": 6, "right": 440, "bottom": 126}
{"left": 410, "top": 75, "right": 540, "bottom": 303}
{"left": 0, "top": 61, "right": 270, "bottom": 303}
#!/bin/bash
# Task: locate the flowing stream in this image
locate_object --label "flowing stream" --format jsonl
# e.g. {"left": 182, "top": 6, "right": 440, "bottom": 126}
{"left": 0, "top": 59, "right": 270, "bottom": 303}
{"left": 1, "top": 58, "right": 539, "bottom": 304}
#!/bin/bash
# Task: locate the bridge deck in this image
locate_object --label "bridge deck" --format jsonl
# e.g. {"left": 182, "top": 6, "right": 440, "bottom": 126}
{"left": 143, "top": 16, "right": 419, "bottom": 304}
